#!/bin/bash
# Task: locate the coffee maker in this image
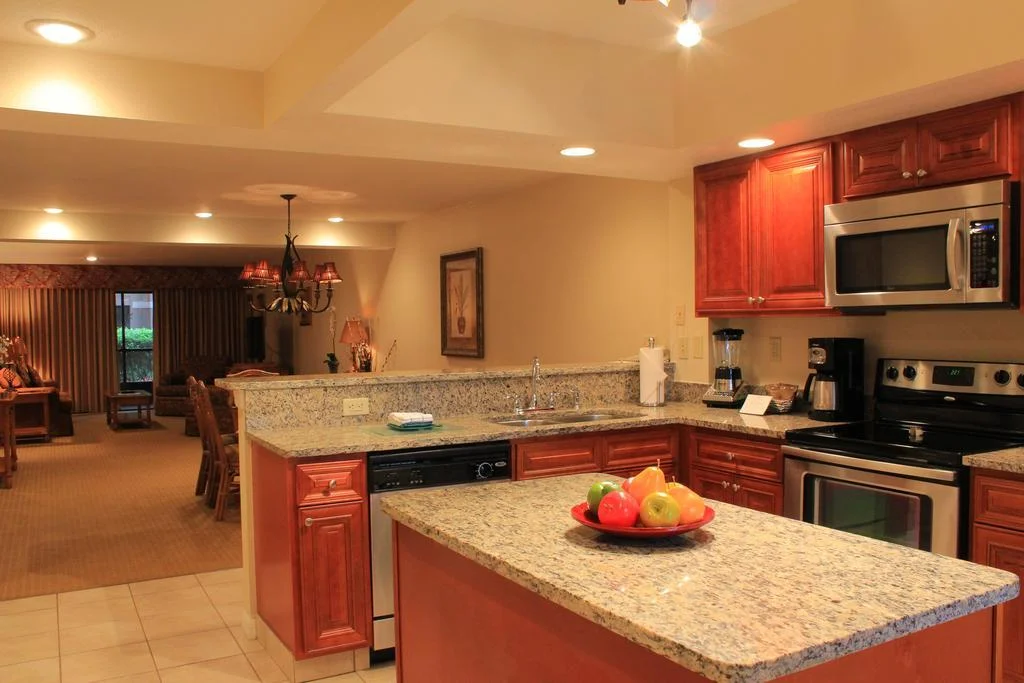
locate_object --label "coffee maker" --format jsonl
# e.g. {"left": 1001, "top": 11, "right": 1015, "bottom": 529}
{"left": 803, "top": 338, "right": 865, "bottom": 421}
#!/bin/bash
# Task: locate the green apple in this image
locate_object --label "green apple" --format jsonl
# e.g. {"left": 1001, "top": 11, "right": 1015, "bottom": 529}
{"left": 587, "top": 481, "right": 621, "bottom": 513}
{"left": 639, "top": 491, "right": 682, "bottom": 527}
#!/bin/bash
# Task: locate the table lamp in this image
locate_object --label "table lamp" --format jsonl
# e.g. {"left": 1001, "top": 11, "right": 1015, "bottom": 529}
{"left": 339, "top": 318, "right": 367, "bottom": 372}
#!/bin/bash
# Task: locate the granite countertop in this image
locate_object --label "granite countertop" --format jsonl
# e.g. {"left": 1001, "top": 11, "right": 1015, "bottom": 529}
{"left": 964, "top": 448, "right": 1024, "bottom": 474}
{"left": 379, "top": 473, "right": 1018, "bottom": 683}
{"left": 247, "top": 402, "right": 829, "bottom": 458}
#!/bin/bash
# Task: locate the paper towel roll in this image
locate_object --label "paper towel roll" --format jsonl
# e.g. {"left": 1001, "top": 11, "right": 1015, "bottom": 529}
{"left": 639, "top": 346, "right": 667, "bottom": 406}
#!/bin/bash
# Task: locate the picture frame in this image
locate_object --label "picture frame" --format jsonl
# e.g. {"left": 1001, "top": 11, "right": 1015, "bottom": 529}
{"left": 440, "top": 248, "right": 484, "bottom": 357}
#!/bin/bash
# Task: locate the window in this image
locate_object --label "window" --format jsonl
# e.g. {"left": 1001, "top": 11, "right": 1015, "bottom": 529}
{"left": 115, "top": 292, "right": 154, "bottom": 391}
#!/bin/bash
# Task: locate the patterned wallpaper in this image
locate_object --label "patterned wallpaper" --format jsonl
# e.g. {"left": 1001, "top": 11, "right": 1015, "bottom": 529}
{"left": 0, "top": 264, "right": 242, "bottom": 289}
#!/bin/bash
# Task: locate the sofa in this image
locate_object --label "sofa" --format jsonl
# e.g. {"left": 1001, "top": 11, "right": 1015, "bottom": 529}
{"left": 0, "top": 363, "right": 74, "bottom": 439}
{"left": 155, "top": 356, "right": 235, "bottom": 436}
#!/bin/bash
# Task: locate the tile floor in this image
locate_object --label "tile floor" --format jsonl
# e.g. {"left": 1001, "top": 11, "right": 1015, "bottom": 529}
{"left": 0, "top": 569, "right": 396, "bottom": 683}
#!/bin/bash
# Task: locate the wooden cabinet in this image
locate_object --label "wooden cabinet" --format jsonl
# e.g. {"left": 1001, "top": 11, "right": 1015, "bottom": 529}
{"left": 841, "top": 96, "right": 1017, "bottom": 199}
{"left": 513, "top": 427, "right": 680, "bottom": 481}
{"left": 695, "top": 143, "right": 833, "bottom": 316}
{"left": 252, "top": 444, "right": 372, "bottom": 659}
{"left": 686, "top": 429, "right": 784, "bottom": 515}
{"left": 971, "top": 469, "right": 1024, "bottom": 681}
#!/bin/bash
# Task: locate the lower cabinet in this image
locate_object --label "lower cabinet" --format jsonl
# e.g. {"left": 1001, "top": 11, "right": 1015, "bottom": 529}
{"left": 686, "top": 429, "right": 784, "bottom": 515}
{"left": 688, "top": 465, "right": 783, "bottom": 515}
{"left": 971, "top": 470, "right": 1024, "bottom": 682}
{"left": 513, "top": 427, "right": 679, "bottom": 481}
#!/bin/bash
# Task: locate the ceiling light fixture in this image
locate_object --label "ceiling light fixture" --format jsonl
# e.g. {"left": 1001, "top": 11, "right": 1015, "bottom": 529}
{"left": 85, "top": 256, "right": 97, "bottom": 262}
{"left": 195, "top": 211, "right": 213, "bottom": 219}
{"left": 738, "top": 137, "right": 776, "bottom": 149}
{"left": 43, "top": 207, "right": 63, "bottom": 214}
{"left": 327, "top": 217, "right": 344, "bottom": 223}
{"left": 560, "top": 147, "right": 596, "bottom": 158}
{"left": 676, "top": 0, "right": 702, "bottom": 47}
{"left": 26, "top": 19, "right": 94, "bottom": 45}
{"left": 239, "top": 194, "right": 343, "bottom": 315}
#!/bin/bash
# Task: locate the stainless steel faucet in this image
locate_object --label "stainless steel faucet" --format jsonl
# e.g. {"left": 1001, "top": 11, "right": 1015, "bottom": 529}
{"left": 528, "top": 356, "right": 541, "bottom": 410}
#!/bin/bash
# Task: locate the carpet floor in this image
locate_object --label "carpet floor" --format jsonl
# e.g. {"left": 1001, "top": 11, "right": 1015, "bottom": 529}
{"left": 0, "top": 414, "right": 241, "bottom": 600}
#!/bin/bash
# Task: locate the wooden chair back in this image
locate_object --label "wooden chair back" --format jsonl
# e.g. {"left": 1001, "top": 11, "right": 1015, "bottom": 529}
{"left": 194, "top": 380, "right": 228, "bottom": 468}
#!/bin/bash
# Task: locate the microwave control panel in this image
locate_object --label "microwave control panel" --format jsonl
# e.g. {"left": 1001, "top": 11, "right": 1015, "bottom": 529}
{"left": 969, "top": 220, "right": 1000, "bottom": 289}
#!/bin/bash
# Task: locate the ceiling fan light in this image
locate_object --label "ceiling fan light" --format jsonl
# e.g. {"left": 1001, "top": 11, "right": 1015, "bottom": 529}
{"left": 676, "top": 17, "right": 702, "bottom": 47}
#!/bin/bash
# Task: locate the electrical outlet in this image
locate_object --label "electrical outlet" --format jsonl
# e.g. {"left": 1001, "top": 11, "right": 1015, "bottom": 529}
{"left": 769, "top": 337, "right": 782, "bottom": 362}
{"left": 674, "top": 305, "right": 686, "bottom": 327}
{"left": 692, "top": 335, "right": 704, "bottom": 359}
{"left": 676, "top": 337, "right": 689, "bottom": 360}
{"left": 342, "top": 397, "right": 370, "bottom": 416}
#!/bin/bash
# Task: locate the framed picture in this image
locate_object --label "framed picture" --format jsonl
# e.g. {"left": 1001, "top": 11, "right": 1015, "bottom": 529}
{"left": 440, "top": 248, "right": 484, "bottom": 357}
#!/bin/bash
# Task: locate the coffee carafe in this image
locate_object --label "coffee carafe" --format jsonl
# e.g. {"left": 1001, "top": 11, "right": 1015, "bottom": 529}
{"left": 803, "top": 338, "right": 865, "bottom": 421}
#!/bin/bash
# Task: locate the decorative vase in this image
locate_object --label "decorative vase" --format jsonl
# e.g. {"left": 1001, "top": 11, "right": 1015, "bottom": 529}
{"left": 457, "top": 315, "right": 466, "bottom": 334}
{"left": 327, "top": 361, "right": 339, "bottom": 374}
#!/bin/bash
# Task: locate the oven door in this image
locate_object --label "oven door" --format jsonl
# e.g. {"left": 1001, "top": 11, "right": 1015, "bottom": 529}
{"left": 783, "top": 446, "right": 962, "bottom": 557}
{"left": 825, "top": 209, "right": 967, "bottom": 308}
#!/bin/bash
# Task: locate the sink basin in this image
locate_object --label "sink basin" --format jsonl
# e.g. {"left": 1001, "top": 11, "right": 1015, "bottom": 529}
{"left": 550, "top": 411, "right": 644, "bottom": 423}
{"left": 490, "top": 417, "right": 558, "bottom": 427}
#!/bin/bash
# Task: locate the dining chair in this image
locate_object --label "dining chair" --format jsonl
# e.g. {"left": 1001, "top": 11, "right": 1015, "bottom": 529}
{"left": 0, "top": 394, "right": 15, "bottom": 489}
{"left": 196, "top": 380, "right": 240, "bottom": 521}
{"left": 187, "top": 376, "right": 211, "bottom": 497}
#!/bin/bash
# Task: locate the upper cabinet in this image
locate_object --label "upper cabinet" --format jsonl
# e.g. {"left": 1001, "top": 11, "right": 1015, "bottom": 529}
{"left": 841, "top": 96, "right": 1018, "bottom": 199}
{"left": 695, "top": 143, "right": 833, "bottom": 316}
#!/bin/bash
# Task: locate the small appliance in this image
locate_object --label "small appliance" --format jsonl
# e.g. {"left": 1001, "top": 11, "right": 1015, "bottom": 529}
{"left": 785, "top": 358, "right": 1024, "bottom": 558}
{"left": 803, "top": 338, "right": 865, "bottom": 422}
{"left": 702, "top": 328, "right": 749, "bottom": 408}
{"left": 824, "top": 179, "right": 1018, "bottom": 310}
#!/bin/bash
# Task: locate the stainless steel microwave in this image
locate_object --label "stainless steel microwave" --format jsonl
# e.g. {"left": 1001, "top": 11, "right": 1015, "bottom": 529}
{"left": 824, "top": 180, "right": 1018, "bottom": 309}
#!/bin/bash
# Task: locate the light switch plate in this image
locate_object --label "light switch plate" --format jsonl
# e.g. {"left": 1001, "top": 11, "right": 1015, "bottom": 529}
{"left": 769, "top": 337, "right": 782, "bottom": 362}
{"left": 342, "top": 397, "right": 370, "bottom": 416}
{"left": 692, "top": 335, "right": 704, "bottom": 359}
{"left": 674, "top": 305, "right": 686, "bottom": 327}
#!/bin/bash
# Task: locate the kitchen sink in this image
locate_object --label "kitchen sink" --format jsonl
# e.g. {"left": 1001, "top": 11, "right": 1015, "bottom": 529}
{"left": 549, "top": 411, "right": 643, "bottom": 423}
{"left": 488, "top": 410, "right": 643, "bottom": 427}
{"left": 490, "top": 417, "right": 559, "bottom": 427}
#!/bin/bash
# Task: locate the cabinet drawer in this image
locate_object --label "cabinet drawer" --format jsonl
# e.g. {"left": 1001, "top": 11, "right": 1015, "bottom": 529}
{"left": 296, "top": 459, "right": 365, "bottom": 506}
{"left": 605, "top": 464, "right": 676, "bottom": 483}
{"left": 514, "top": 435, "right": 600, "bottom": 480}
{"left": 690, "top": 430, "right": 782, "bottom": 482}
{"left": 973, "top": 473, "right": 1024, "bottom": 533}
{"left": 603, "top": 427, "right": 679, "bottom": 471}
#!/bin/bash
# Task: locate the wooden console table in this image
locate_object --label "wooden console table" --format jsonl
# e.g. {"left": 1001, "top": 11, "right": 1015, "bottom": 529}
{"left": 106, "top": 391, "right": 153, "bottom": 430}
{"left": 12, "top": 388, "right": 52, "bottom": 442}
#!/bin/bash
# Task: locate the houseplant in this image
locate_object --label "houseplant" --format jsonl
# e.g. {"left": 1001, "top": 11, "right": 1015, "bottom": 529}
{"left": 324, "top": 352, "right": 340, "bottom": 373}
{"left": 325, "top": 307, "right": 340, "bottom": 373}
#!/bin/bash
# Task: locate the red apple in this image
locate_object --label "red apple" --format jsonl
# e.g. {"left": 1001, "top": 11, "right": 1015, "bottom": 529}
{"left": 639, "top": 491, "right": 682, "bottom": 528}
{"left": 597, "top": 490, "right": 640, "bottom": 527}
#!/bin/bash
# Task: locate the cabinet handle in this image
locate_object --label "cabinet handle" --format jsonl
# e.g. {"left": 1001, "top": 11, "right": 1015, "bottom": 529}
{"left": 731, "top": 483, "right": 741, "bottom": 492}
{"left": 304, "top": 517, "right": 314, "bottom": 528}
{"left": 327, "top": 479, "right": 337, "bottom": 490}
{"left": 756, "top": 296, "right": 765, "bottom": 304}
{"left": 725, "top": 451, "right": 735, "bottom": 460}
{"left": 916, "top": 168, "right": 928, "bottom": 178}
{"left": 721, "top": 480, "right": 729, "bottom": 489}
{"left": 747, "top": 296, "right": 755, "bottom": 304}
{"left": 902, "top": 171, "right": 913, "bottom": 179}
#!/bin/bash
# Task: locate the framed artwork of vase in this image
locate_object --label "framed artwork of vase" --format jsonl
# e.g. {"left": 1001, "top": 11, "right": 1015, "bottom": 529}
{"left": 440, "top": 248, "right": 484, "bottom": 357}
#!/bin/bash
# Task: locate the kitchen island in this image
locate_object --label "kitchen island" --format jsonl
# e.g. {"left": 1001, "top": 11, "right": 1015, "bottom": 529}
{"left": 380, "top": 473, "right": 1019, "bottom": 683}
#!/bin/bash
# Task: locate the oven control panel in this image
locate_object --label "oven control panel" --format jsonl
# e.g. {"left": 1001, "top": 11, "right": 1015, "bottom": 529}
{"left": 880, "top": 358, "right": 1024, "bottom": 396}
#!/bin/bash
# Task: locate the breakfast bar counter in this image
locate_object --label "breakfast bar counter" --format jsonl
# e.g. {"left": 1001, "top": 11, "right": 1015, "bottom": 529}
{"left": 380, "top": 473, "right": 1018, "bottom": 683}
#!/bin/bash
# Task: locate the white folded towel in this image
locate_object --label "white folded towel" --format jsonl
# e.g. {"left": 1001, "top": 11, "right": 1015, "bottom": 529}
{"left": 387, "top": 412, "right": 434, "bottom": 426}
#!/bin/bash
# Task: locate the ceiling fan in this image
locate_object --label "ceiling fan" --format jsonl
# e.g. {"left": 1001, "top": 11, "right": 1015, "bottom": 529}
{"left": 616, "top": 0, "right": 702, "bottom": 47}
{"left": 617, "top": 0, "right": 671, "bottom": 4}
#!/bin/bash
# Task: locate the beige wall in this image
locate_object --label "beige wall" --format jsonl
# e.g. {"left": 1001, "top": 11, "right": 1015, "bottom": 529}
{"left": 719, "top": 309, "right": 1024, "bottom": 392}
{"left": 374, "top": 175, "right": 675, "bottom": 371}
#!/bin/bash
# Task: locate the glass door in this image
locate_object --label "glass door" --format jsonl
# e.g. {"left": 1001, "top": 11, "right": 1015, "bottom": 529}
{"left": 810, "top": 477, "right": 931, "bottom": 551}
{"left": 115, "top": 292, "right": 154, "bottom": 392}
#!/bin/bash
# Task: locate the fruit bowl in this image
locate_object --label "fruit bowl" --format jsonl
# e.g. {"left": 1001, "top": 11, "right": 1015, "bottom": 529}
{"left": 570, "top": 502, "right": 715, "bottom": 538}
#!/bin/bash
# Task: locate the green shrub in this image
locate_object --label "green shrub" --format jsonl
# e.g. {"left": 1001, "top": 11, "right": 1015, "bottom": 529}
{"left": 120, "top": 327, "right": 153, "bottom": 350}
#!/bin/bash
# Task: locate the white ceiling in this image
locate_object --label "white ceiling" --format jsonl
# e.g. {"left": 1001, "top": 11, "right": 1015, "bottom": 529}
{"left": 0, "top": 0, "right": 327, "bottom": 69}
{"left": 0, "top": 240, "right": 345, "bottom": 266}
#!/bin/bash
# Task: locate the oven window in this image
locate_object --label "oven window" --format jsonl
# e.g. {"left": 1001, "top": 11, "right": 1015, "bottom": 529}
{"left": 835, "top": 225, "right": 950, "bottom": 293}
{"left": 811, "top": 478, "right": 931, "bottom": 551}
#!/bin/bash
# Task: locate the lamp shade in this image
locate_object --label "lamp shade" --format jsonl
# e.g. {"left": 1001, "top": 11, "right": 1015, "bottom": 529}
{"left": 252, "top": 260, "right": 272, "bottom": 281}
{"left": 269, "top": 266, "right": 282, "bottom": 284}
{"left": 317, "top": 261, "right": 343, "bottom": 283}
{"left": 239, "top": 263, "right": 256, "bottom": 282}
{"left": 339, "top": 318, "right": 367, "bottom": 344}
{"left": 289, "top": 260, "right": 312, "bottom": 282}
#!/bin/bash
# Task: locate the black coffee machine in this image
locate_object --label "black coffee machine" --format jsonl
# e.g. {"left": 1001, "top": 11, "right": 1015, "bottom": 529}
{"left": 803, "top": 338, "right": 865, "bottom": 421}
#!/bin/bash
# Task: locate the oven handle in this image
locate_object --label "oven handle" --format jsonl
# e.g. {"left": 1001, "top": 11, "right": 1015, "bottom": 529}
{"left": 947, "top": 217, "right": 964, "bottom": 291}
{"left": 782, "top": 445, "right": 957, "bottom": 483}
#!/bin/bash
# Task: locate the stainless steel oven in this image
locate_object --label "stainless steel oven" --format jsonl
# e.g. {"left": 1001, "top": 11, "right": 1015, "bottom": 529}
{"left": 824, "top": 179, "right": 1017, "bottom": 309}
{"left": 783, "top": 446, "right": 962, "bottom": 557}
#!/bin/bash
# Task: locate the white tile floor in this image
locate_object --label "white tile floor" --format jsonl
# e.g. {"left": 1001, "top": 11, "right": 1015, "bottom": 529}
{"left": 0, "top": 569, "right": 396, "bottom": 683}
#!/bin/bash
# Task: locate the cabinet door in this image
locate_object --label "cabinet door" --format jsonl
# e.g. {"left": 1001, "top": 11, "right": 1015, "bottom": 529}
{"left": 687, "top": 466, "right": 733, "bottom": 505}
{"left": 514, "top": 435, "right": 601, "bottom": 480}
{"left": 972, "top": 525, "right": 1024, "bottom": 682}
{"left": 298, "top": 502, "right": 371, "bottom": 655}
{"left": 917, "top": 98, "right": 1016, "bottom": 187}
{"left": 733, "top": 476, "right": 783, "bottom": 516}
{"left": 690, "top": 429, "right": 783, "bottom": 482}
{"left": 695, "top": 159, "right": 757, "bottom": 314}
{"left": 756, "top": 144, "right": 833, "bottom": 311}
{"left": 603, "top": 427, "right": 679, "bottom": 472}
{"left": 840, "top": 121, "right": 918, "bottom": 198}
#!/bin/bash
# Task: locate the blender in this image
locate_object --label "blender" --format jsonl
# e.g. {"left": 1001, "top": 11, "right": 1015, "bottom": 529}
{"left": 702, "top": 328, "right": 750, "bottom": 408}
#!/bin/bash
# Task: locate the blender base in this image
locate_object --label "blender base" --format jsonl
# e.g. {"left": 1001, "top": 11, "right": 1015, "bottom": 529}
{"left": 702, "top": 385, "right": 750, "bottom": 408}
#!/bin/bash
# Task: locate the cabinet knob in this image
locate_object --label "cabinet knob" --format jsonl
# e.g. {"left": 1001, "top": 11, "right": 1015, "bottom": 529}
{"left": 721, "top": 480, "right": 729, "bottom": 489}
{"left": 725, "top": 451, "right": 735, "bottom": 461}
{"left": 731, "top": 483, "right": 741, "bottom": 492}
{"left": 756, "top": 296, "right": 765, "bottom": 304}
{"left": 916, "top": 168, "right": 928, "bottom": 178}
{"left": 304, "top": 517, "right": 314, "bottom": 528}
{"left": 902, "top": 171, "right": 913, "bottom": 179}
{"left": 327, "top": 479, "right": 337, "bottom": 490}
{"left": 747, "top": 296, "right": 755, "bottom": 304}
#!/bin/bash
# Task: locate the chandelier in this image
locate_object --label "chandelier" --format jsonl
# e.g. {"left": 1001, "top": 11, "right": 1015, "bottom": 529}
{"left": 239, "top": 193, "right": 342, "bottom": 315}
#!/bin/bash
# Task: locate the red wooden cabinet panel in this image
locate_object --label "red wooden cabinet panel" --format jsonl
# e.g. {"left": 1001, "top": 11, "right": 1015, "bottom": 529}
{"left": 973, "top": 472, "right": 1024, "bottom": 534}
{"left": 514, "top": 434, "right": 601, "bottom": 480}
{"left": 972, "top": 524, "right": 1024, "bottom": 682}
{"left": 687, "top": 466, "right": 733, "bottom": 505}
{"left": 695, "top": 159, "right": 757, "bottom": 314}
{"left": 603, "top": 427, "right": 679, "bottom": 471}
{"left": 757, "top": 144, "right": 833, "bottom": 311}
{"left": 917, "top": 98, "right": 1015, "bottom": 187}
{"left": 840, "top": 120, "right": 918, "bottom": 199}
{"left": 295, "top": 459, "right": 365, "bottom": 506}
{"left": 734, "top": 476, "right": 783, "bottom": 516}
{"left": 689, "top": 429, "right": 783, "bottom": 482}
{"left": 298, "top": 501, "right": 372, "bottom": 655}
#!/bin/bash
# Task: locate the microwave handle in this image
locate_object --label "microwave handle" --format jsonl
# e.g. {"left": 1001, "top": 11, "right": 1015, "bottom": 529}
{"left": 946, "top": 217, "right": 964, "bottom": 291}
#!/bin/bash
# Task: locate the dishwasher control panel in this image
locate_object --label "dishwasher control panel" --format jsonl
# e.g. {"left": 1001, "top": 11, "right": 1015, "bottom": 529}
{"left": 368, "top": 443, "right": 511, "bottom": 493}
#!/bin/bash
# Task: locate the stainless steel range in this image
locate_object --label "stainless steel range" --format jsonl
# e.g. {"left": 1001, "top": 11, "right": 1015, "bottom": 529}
{"left": 784, "top": 358, "right": 1024, "bottom": 558}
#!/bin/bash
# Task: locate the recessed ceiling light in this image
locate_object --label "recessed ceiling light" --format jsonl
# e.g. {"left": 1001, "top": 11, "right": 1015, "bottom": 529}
{"left": 43, "top": 207, "right": 63, "bottom": 214}
{"left": 738, "top": 137, "right": 776, "bottom": 149}
{"left": 26, "top": 20, "right": 94, "bottom": 45}
{"left": 85, "top": 255, "right": 97, "bottom": 262}
{"left": 560, "top": 147, "right": 596, "bottom": 158}
{"left": 676, "top": 17, "right": 703, "bottom": 47}
{"left": 195, "top": 212, "right": 213, "bottom": 219}
{"left": 327, "top": 217, "right": 344, "bottom": 223}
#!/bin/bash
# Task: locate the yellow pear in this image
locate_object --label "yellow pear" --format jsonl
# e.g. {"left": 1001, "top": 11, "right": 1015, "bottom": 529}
{"left": 629, "top": 464, "right": 667, "bottom": 505}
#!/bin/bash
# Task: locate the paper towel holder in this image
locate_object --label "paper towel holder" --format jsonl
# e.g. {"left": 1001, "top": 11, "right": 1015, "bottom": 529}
{"left": 639, "top": 337, "right": 666, "bottom": 408}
